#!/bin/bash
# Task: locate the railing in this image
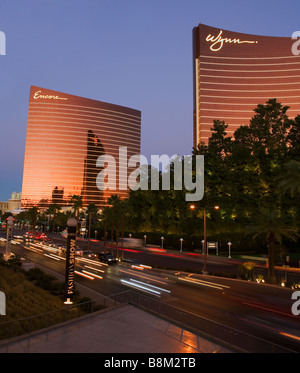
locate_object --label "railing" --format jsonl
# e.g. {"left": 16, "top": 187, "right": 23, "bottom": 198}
{"left": 110, "top": 291, "right": 298, "bottom": 353}
{"left": 0, "top": 290, "right": 297, "bottom": 353}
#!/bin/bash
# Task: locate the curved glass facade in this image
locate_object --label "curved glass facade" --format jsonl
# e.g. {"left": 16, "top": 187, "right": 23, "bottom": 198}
{"left": 193, "top": 24, "right": 300, "bottom": 146}
{"left": 21, "top": 86, "right": 141, "bottom": 208}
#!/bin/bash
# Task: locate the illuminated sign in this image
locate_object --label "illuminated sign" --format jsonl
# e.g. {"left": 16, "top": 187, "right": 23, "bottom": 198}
{"left": 65, "top": 222, "right": 77, "bottom": 302}
{"left": 206, "top": 30, "right": 258, "bottom": 52}
{"left": 33, "top": 90, "right": 68, "bottom": 100}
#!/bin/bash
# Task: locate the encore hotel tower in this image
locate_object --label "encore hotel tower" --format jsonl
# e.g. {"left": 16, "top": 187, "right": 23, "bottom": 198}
{"left": 21, "top": 86, "right": 141, "bottom": 208}
{"left": 193, "top": 24, "right": 300, "bottom": 146}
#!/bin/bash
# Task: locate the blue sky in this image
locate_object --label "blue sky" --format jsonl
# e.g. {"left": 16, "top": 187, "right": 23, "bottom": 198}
{"left": 0, "top": 0, "right": 299, "bottom": 201}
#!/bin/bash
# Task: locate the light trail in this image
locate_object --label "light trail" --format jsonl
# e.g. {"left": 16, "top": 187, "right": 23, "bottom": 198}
{"left": 82, "top": 270, "right": 103, "bottom": 280}
{"left": 242, "top": 301, "right": 298, "bottom": 319}
{"left": 118, "top": 268, "right": 169, "bottom": 285}
{"left": 76, "top": 256, "right": 108, "bottom": 267}
{"left": 178, "top": 276, "right": 226, "bottom": 290}
{"left": 120, "top": 279, "right": 161, "bottom": 296}
{"left": 130, "top": 279, "right": 171, "bottom": 294}
{"left": 84, "top": 265, "right": 105, "bottom": 273}
{"left": 75, "top": 270, "right": 94, "bottom": 280}
{"left": 279, "top": 332, "right": 300, "bottom": 342}
{"left": 49, "top": 253, "right": 65, "bottom": 261}
{"left": 44, "top": 253, "right": 60, "bottom": 261}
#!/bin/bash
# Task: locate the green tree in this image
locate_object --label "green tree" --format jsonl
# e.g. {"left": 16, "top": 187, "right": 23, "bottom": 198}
{"left": 245, "top": 207, "right": 299, "bottom": 284}
{"left": 278, "top": 160, "right": 300, "bottom": 198}
{"left": 26, "top": 207, "right": 39, "bottom": 232}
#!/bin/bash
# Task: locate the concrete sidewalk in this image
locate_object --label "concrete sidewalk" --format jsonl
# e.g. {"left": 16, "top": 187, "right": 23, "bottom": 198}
{"left": 0, "top": 304, "right": 233, "bottom": 353}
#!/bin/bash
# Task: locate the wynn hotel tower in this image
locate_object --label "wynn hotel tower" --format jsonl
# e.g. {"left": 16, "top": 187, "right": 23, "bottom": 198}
{"left": 193, "top": 24, "right": 300, "bottom": 146}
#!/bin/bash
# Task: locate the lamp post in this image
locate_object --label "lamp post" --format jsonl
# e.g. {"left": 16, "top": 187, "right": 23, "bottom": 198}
{"left": 227, "top": 242, "right": 232, "bottom": 258}
{"left": 161, "top": 236, "right": 164, "bottom": 249}
{"left": 144, "top": 235, "right": 147, "bottom": 247}
{"left": 64, "top": 218, "right": 77, "bottom": 305}
{"left": 190, "top": 204, "right": 219, "bottom": 275}
{"left": 180, "top": 238, "right": 183, "bottom": 252}
{"left": 201, "top": 240, "right": 204, "bottom": 255}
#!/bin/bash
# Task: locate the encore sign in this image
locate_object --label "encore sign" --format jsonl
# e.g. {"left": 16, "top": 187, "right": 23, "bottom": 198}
{"left": 33, "top": 90, "right": 68, "bottom": 100}
{"left": 206, "top": 30, "right": 258, "bottom": 52}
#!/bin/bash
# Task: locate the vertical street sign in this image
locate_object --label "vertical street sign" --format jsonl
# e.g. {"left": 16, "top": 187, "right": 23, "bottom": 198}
{"left": 64, "top": 218, "right": 77, "bottom": 304}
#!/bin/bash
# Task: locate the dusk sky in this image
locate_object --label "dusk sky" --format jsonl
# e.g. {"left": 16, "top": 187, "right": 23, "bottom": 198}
{"left": 0, "top": 0, "right": 299, "bottom": 201}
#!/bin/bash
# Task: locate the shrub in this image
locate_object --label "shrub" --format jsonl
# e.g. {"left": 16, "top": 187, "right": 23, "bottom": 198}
{"left": 239, "top": 261, "right": 256, "bottom": 281}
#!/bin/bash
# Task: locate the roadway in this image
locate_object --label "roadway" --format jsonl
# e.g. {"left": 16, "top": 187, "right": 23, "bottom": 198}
{"left": 1, "top": 231, "right": 300, "bottom": 353}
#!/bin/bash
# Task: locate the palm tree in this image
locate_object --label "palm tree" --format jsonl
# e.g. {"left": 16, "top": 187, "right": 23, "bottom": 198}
{"left": 106, "top": 194, "right": 122, "bottom": 255}
{"left": 86, "top": 203, "right": 99, "bottom": 249}
{"left": 70, "top": 195, "right": 83, "bottom": 218}
{"left": 245, "top": 207, "right": 299, "bottom": 284}
{"left": 46, "top": 203, "right": 61, "bottom": 240}
{"left": 278, "top": 160, "right": 300, "bottom": 198}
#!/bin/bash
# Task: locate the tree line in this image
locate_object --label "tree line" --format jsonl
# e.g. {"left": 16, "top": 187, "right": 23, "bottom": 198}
{"left": 1, "top": 99, "right": 299, "bottom": 283}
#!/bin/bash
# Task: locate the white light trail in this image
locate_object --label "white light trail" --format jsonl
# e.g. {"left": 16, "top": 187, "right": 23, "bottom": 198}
{"left": 130, "top": 279, "right": 171, "bottom": 293}
{"left": 120, "top": 279, "right": 161, "bottom": 296}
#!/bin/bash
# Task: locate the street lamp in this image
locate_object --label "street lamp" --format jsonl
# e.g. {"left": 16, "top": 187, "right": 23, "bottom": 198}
{"left": 190, "top": 204, "right": 219, "bottom": 275}
{"left": 201, "top": 240, "right": 205, "bottom": 254}
{"left": 227, "top": 242, "right": 232, "bottom": 258}
{"left": 144, "top": 235, "right": 147, "bottom": 247}
{"left": 180, "top": 238, "right": 183, "bottom": 252}
{"left": 161, "top": 236, "right": 164, "bottom": 249}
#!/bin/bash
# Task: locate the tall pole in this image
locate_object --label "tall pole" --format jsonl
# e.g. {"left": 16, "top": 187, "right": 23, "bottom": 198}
{"left": 64, "top": 218, "right": 77, "bottom": 305}
{"left": 88, "top": 212, "right": 91, "bottom": 250}
{"left": 104, "top": 218, "right": 107, "bottom": 249}
{"left": 121, "top": 213, "right": 125, "bottom": 261}
{"left": 203, "top": 209, "right": 207, "bottom": 275}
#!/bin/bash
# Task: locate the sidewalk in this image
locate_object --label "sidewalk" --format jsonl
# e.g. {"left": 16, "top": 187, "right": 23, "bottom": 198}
{"left": 0, "top": 245, "right": 233, "bottom": 353}
{"left": 0, "top": 304, "right": 233, "bottom": 353}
